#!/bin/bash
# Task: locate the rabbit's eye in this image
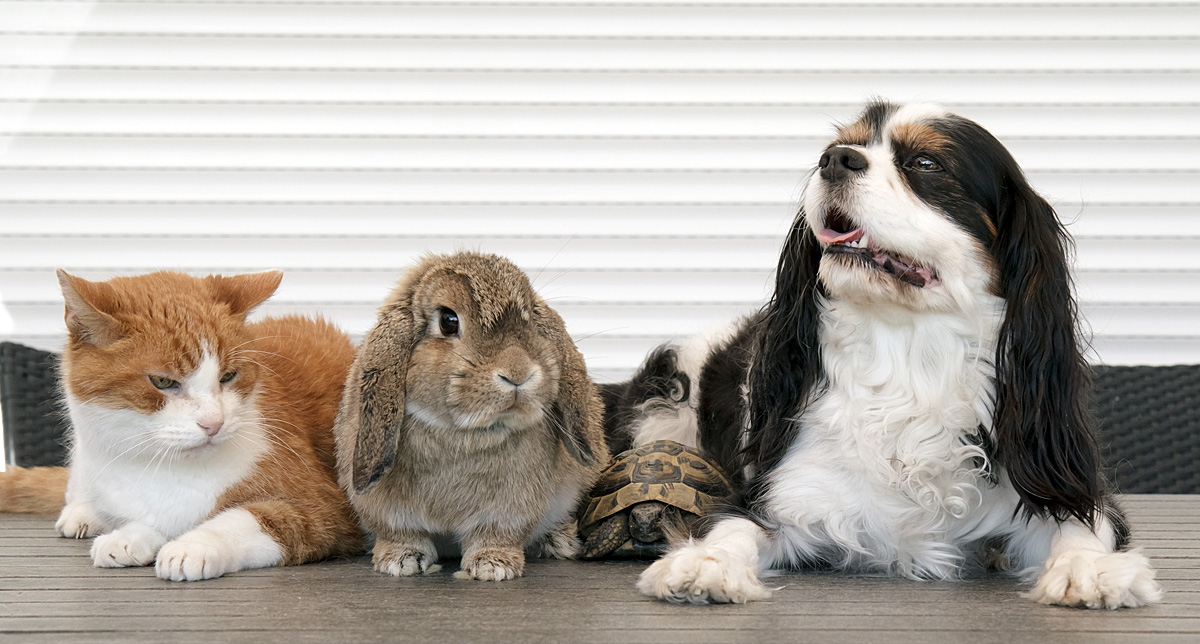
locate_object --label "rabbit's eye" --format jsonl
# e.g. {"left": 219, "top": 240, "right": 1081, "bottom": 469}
{"left": 439, "top": 308, "right": 460, "bottom": 336}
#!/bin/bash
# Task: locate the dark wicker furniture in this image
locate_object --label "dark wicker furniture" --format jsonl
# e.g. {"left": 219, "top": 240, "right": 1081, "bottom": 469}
{"left": 0, "top": 342, "right": 1195, "bottom": 492}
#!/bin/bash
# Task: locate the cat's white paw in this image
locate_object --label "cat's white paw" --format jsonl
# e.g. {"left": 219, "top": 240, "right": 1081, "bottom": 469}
{"left": 637, "top": 543, "right": 771, "bottom": 604}
{"left": 1028, "top": 547, "right": 1163, "bottom": 609}
{"left": 56, "top": 502, "right": 101, "bottom": 539}
{"left": 155, "top": 536, "right": 235, "bottom": 582}
{"left": 91, "top": 524, "right": 165, "bottom": 568}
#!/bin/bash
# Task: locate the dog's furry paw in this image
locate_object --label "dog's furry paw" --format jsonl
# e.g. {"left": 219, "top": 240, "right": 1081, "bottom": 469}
{"left": 373, "top": 539, "right": 440, "bottom": 577}
{"left": 455, "top": 547, "right": 525, "bottom": 581}
{"left": 1028, "top": 548, "right": 1163, "bottom": 609}
{"left": 637, "top": 543, "right": 770, "bottom": 604}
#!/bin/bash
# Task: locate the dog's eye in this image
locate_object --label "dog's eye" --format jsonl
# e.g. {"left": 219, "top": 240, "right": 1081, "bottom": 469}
{"left": 907, "top": 156, "right": 943, "bottom": 173}
{"left": 439, "top": 308, "right": 460, "bottom": 337}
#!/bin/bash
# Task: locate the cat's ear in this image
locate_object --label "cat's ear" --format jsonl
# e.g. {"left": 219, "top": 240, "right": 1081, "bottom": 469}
{"left": 209, "top": 270, "right": 284, "bottom": 318}
{"left": 56, "top": 269, "right": 122, "bottom": 345}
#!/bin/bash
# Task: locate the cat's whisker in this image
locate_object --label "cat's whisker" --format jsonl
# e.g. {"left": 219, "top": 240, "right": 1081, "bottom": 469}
{"left": 226, "top": 335, "right": 283, "bottom": 353}
{"left": 256, "top": 415, "right": 302, "bottom": 432}
{"left": 232, "top": 348, "right": 297, "bottom": 365}
{"left": 150, "top": 444, "right": 181, "bottom": 480}
{"left": 137, "top": 445, "right": 170, "bottom": 482}
{"left": 88, "top": 435, "right": 162, "bottom": 483}
{"left": 231, "top": 433, "right": 284, "bottom": 470}
{"left": 237, "top": 430, "right": 309, "bottom": 475}
{"left": 244, "top": 359, "right": 282, "bottom": 379}
{"left": 251, "top": 423, "right": 312, "bottom": 471}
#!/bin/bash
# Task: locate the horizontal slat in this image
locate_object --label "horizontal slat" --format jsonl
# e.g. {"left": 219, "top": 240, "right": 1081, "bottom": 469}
{"left": 1082, "top": 304, "right": 1200, "bottom": 337}
{"left": 6, "top": 330, "right": 1197, "bottom": 373}
{"left": 0, "top": 203, "right": 1190, "bottom": 237}
{"left": 1, "top": 2, "right": 1192, "bottom": 375}
{"left": 0, "top": 202, "right": 804, "bottom": 236}
{"left": 2, "top": 267, "right": 1194, "bottom": 305}
{"left": 3, "top": 103, "right": 1195, "bottom": 137}
{"left": 8, "top": 300, "right": 1200, "bottom": 338}
{"left": 5, "top": 328, "right": 1199, "bottom": 375}
{"left": 6, "top": 34, "right": 1198, "bottom": 70}
{"left": 3, "top": 235, "right": 1199, "bottom": 270}
{"left": 1, "top": 300, "right": 756, "bottom": 339}
{"left": 1076, "top": 271, "right": 1200, "bottom": 303}
{"left": 5, "top": 68, "right": 1198, "bottom": 103}
{"left": 0, "top": 168, "right": 1191, "bottom": 202}
{"left": 7, "top": 3, "right": 1198, "bottom": 38}
{"left": 3, "top": 134, "right": 1198, "bottom": 171}
{"left": 0, "top": 268, "right": 778, "bottom": 304}
{"left": 1086, "top": 337, "right": 1200, "bottom": 367}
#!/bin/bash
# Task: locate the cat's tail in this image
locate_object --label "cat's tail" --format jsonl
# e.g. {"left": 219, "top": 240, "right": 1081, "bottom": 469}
{"left": 0, "top": 466, "right": 68, "bottom": 514}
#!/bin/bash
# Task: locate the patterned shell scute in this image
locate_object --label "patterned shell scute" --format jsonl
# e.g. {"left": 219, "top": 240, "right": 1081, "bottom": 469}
{"left": 580, "top": 440, "right": 735, "bottom": 530}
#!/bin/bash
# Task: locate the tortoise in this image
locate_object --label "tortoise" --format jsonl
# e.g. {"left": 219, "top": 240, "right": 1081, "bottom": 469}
{"left": 578, "top": 440, "right": 735, "bottom": 559}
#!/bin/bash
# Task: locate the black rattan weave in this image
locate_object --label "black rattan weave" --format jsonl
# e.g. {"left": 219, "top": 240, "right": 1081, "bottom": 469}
{"left": 1094, "top": 364, "right": 1200, "bottom": 494}
{"left": 0, "top": 342, "right": 1196, "bottom": 491}
{"left": 0, "top": 342, "right": 68, "bottom": 467}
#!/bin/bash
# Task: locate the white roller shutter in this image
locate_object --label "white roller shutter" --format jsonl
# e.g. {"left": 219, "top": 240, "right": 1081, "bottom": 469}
{"left": 1, "top": 0, "right": 1198, "bottom": 382}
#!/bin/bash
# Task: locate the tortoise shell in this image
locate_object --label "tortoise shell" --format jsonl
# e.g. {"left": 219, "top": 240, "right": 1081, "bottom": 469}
{"left": 579, "top": 440, "right": 735, "bottom": 533}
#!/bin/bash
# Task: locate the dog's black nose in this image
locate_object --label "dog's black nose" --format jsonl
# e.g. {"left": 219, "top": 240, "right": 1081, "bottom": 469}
{"left": 819, "top": 146, "right": 869, "bottom": 183}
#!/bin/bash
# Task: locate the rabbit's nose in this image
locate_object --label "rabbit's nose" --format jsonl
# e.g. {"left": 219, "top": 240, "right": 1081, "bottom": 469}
{"left": 495, "top": 367, "right": 540, "bottom": 389}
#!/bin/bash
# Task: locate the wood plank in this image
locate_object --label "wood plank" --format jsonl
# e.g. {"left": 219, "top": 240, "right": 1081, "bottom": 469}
{"left": 2, "top": 496, "right": 1199, "bottom": 641}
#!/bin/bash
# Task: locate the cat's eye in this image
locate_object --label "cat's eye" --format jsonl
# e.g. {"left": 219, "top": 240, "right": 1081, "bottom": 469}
{"left": 907, "top": 156, "right": 943, "bottom": 173}
{"left": 438, "top": 308, "right": 460, "bottom": 337}
{"left": 220, "top": 371, "right": 237, "bottom": 384}
{"left": 148, "top": 375, "right": 178, "bottom": 390}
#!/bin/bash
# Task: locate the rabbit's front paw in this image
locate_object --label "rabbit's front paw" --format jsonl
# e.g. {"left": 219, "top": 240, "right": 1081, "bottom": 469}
{"left": 373, "top": 539, "right": 440, "bottom": 576}
{"left": 455, "top": 547, "right": 525, "bottom": 581}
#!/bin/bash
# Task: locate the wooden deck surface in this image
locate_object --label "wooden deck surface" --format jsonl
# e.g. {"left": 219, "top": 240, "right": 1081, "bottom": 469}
{"left": 1, "top": 495, "right": 1198, "bottom": 643}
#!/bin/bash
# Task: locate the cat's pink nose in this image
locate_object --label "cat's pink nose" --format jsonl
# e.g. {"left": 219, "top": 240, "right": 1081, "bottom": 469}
{"left": 197, "top": 417, "right": 224, "bottom": 437}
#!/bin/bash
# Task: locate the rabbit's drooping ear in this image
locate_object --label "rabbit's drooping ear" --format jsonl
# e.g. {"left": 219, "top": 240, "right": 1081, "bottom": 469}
{"left": 538, "top": 305, "right": 597, "bottom": 467}
{"left": 349, "top": 303, "right": 414, "bottom": 494}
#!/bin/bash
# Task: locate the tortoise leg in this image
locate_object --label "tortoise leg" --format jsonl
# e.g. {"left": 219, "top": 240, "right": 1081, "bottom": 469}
{"left": 580, "top": 513, "right": 630, "bottom": 560}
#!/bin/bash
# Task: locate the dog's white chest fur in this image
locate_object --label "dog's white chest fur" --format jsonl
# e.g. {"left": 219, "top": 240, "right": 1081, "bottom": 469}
{"left": 763, "top": 297, "right": 1004, "bottom": 577}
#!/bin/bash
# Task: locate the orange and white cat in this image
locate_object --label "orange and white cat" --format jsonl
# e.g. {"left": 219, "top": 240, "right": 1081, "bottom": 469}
{"left": 0, "top": 270, "right": 363, "bottom": 580}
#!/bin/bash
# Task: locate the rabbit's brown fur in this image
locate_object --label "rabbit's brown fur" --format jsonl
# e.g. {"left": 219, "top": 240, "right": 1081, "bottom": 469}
{"left": 333, "top": 252, "right": 609, "bottom": 580}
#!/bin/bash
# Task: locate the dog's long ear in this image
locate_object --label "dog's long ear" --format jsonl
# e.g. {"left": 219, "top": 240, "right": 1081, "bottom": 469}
{"left": 345, "top": 299, "right": 414, "bottom": 494}
{"left": 538, "top": 304, "right": 601, "bottom": 467}
{"left": 991, "top": 170, "right": 1101, "bottom": 527}
{"left": 743, "top": 211, "right": 827, "bottom": 483}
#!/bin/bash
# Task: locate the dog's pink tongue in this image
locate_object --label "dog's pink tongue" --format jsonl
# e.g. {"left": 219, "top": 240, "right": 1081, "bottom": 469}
{"left": 817, "top": 228, "right": 864, "bottom": 244}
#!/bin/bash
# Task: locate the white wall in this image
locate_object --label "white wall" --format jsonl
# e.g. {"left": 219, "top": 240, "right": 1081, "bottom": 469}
{"left": 1, "top": 0, "right": 1198, "bottom": 381}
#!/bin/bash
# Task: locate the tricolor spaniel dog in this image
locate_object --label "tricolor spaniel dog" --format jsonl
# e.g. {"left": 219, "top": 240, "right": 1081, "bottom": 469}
{"left": 610, "top": 101, "right": 1162, "bottom": 609}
